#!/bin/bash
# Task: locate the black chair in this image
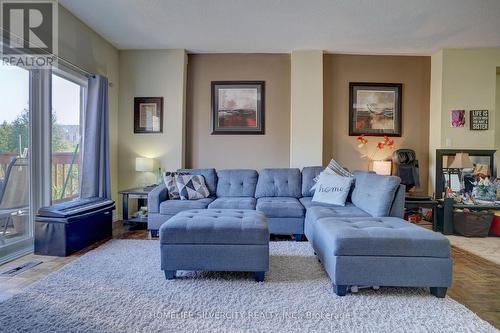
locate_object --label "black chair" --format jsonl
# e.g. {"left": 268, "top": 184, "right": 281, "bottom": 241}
{"left": 392, "top": 149, "right": 429, "bottom": 200}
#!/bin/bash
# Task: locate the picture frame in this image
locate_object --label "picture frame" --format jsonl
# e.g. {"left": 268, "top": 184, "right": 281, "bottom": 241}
{"left": 211, "top": 81, "right": 265, "bottom": 135}
{"left": 349, "top": 82, "right": 402, "bottom": 137}
{"left": 470, "top": 110, "right": 489, "bottom": 130}
{"left": 450, "top": 110, "right": 465, "bottom": 128}
{"left": 134, "top": 97, "right": 163, "bottom": 133}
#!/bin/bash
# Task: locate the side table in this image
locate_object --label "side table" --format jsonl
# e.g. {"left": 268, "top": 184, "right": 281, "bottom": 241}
{"left": 405, "top": 198, "right": 438, "bottom": 231}
{"left": 119, "top": 186, "right": 155, "bottom": 225}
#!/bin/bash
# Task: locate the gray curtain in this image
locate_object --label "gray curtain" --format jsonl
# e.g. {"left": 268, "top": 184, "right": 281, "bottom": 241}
{"left": 80, "top": 75, "right": 111, "bottom": 199}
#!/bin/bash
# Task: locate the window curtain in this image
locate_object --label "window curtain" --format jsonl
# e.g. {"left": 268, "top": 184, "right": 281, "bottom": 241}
{"left": 80, "top": 75, "right": 111, "bottom": 199}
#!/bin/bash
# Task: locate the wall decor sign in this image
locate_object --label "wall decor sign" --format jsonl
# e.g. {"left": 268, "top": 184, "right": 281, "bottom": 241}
{"left": 134, "top": 97, "right": 163, "bottom": 133}
{"left": 211, "top": 81, "right": 265, "bottom": 135}
{"left": 349, "top": 82, "right": 402, "bottom": 137}
{"left": 470, "top": 110, "right": 489, "bottom": 130}
{"left": 450, "top": 110, "right": 465, "bottom": 128}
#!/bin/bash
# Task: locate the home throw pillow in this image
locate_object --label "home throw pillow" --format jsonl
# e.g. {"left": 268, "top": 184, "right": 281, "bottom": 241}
{"left": 175, "top": 174, "right": 210, "bottom": 200}
{"left": 311, "top": 173, "right": 353, "bottom": 206}
{"left": 311, "top": 159, "right": 352, "bottom": 192}
{"left": 163, "top": 171, "right": 187, "bottom": 200}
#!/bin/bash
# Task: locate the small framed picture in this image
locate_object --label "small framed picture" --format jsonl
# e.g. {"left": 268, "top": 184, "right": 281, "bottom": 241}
{"left": 470, "top": 110, "right": 488, "bottom": 130}
{"left": 450, "top": 110, "right": 465, "bottom": 128}
{"left": 211, "top": 81, "right": 265, "bottom": 135}
{"left": 134, "top": 97, "right": 163, "bottom": 133}
{"left": 349, "top": 82, "right": 402, "bottom": 137}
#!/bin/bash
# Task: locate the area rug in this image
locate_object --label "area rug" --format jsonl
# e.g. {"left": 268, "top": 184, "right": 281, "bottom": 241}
{"left": 447, "top": 235, "right": 500, "bottom": 265}
{"left": 0, "top": 240, "right": 497, "bottom": 333}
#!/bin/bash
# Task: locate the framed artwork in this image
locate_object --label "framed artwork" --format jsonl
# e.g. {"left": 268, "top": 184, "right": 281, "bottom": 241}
{"left": 470, "top": 110, "right": 488, "bottom": 130}
{"left": 450, "top": 110, "right": 465, "bottom": 128}
{"left": 349, "top": 82, "right": 402, "bottom": 137}
{"left": 134, "top": 97, "right": 163, "bottom": 133}
{"left": 211, "top": 81, "right": 265, "bottom": 135}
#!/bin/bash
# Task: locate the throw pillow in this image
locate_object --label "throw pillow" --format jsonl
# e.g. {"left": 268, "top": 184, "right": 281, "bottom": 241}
{"left": 311, "top": 159, "right": 352, "bottom": 192}
{"left": 311, "top": 173, "right": 353, "bottom": 206}
{"left": 163, "top": 171, "right": 187, "bottom": 200}
{"left": 175, "top": 175, "right": 210, "bottom": 200}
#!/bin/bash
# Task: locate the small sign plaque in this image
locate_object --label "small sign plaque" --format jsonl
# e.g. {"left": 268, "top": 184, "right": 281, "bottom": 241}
{"left": 470, "top": 110, "right": 488, "bottom": 130}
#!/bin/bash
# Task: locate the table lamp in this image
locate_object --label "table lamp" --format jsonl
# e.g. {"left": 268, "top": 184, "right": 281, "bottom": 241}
{"left": 372, "top": 160, "right": 392, "bottom": 176}
{"left": 135, "top": 157, "right": 155, "bottom": 187}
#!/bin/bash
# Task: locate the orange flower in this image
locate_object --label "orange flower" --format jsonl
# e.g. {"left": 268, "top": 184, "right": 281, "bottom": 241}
{"left": 376, "top": 142, "right": 384, "bottom": 149}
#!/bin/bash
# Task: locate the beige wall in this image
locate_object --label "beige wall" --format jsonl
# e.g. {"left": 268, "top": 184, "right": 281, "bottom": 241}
{"left": 186, "top": 54, "right": 291, "bottom": 170}
{"left": 118, "top": 50, "right": 187, "bottom": 199}
{"left": 58, "top": 6, "right": 120, "bottom": 214}
{"left": 323, "top": 54, "right": 431, "bottom": 193}
{"left": 290, "top": 50, "right": 323, "bottom": 168}
{"left": 429, "top": 48, "right": 500, "bottom": 191}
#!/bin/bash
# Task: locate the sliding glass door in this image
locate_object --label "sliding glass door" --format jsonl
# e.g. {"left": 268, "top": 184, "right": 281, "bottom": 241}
{"left": 0, "top": 66, "right": 32, "bottom": 263}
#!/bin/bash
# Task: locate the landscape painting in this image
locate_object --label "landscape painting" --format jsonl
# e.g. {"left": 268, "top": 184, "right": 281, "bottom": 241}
{"left": 349, "top": 83, "right": 402, "bottom": 137}
{"left": 211, "top": 81, "right": 265, "bottom": 134}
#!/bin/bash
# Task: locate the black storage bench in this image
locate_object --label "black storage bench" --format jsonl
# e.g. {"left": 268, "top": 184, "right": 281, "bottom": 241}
{"left": 35, "top": 197, "right": 115, "bottom": 256}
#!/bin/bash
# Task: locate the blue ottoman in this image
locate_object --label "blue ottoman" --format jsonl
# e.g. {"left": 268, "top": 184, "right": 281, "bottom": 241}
{"left": 160, "top": 209, "right": 269, "bottom": 281}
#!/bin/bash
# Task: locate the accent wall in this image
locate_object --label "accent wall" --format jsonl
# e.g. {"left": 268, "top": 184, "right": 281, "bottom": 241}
{"left": 323, "top": 54, "right": 431, "bottom": 193}
{"left": 186, "top": 54, "right": 291, "bottom": 170}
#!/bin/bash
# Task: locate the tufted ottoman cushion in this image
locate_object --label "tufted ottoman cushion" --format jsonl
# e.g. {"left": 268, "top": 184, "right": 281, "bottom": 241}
{"left": 160, "top": 209, "right": 269, "bottom": 281}
{"left": 160, "top": 209, "right": 268, "bottom": 245}
{"left": 314, "top": 217, "right": 450, "bottom": 258}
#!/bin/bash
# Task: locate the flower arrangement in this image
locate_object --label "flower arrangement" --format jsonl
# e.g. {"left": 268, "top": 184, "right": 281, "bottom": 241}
{"left": 356, "top": 135, "right": 395, "bottom": 160}
{"left": 471, "top": 177, "right": 499, "bottom": 201}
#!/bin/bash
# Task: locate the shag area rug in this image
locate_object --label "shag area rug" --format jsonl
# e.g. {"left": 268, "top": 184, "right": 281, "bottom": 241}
{"left": 0, "top": 240, "right": 497, "bottom": 333}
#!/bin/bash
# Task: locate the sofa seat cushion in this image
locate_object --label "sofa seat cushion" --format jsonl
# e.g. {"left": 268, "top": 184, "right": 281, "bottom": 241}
{"left": 216, "top": 169, "right": 258, "bottom": 197}
{"left": 208, "top": 197, "right": 256, "bottom": 210}
{"left": 160, "top": 209, "right": 268, "bottom": 245}
{"left": 256, "top": 197, "right": 305, "bottom": 218}
{"left": 315, "top": 217, "right": 450, "bottom": 258}
{"left": 305, "top": 204, "right": 370, "bottom": 221}
{"left": 159, "top": 198, "right": 214, "bottom": 215}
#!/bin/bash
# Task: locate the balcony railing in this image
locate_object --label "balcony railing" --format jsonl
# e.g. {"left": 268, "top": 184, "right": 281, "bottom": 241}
{"left": 0, "top": 152, "right": 80, "bottom": 203}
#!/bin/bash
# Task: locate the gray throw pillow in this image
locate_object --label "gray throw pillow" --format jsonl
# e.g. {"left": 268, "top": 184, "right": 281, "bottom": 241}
{"left": 175, "top": 175, "right": 210, "bottom": 200}
{"left": 163, "top": 171, "right": 187, "bottom": 199}
{"left": 312, "top": 173, "right": 353, "bottom": 206}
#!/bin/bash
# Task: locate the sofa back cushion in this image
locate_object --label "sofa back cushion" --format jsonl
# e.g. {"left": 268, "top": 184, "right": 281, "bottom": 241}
{"left": 216, "top": 169, "right": 258, "bottom": 197}
{"left": 301, "top": 166, "right": 323, "bottom": 197}
{"left": 255, "top": 168, "right": 302, "bottom": 198}
{"left": 351, "top": 172, "right": 401, "bottom": 217}
{"left": 177, "top": 168, "right": 217, "bottom": 197}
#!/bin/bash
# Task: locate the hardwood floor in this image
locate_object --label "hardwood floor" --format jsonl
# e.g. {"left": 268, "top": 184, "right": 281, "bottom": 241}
{"left": 0, "top": 222, "right": 498, "bottom": 329}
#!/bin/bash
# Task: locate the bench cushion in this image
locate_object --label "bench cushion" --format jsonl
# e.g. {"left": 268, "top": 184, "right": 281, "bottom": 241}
{"left": 256, "top": 197, "right": 305, "bottom": 218}
{"left": 160, "top": 209, "right": 268, "bottom": 245}
{"left": 216, "top": 169, "right": 258, "bottom": 197}
{"left": 314, "top": 217, "right": 450, "bottom": 258}
{"left": 159, "top": 198, "right": 214, "bottom": 215}
{"left": 208, "top": 197, "right": 256, "bottom": 210}
{"left": 255, "top": 168, "right": 302, "bottom": 198}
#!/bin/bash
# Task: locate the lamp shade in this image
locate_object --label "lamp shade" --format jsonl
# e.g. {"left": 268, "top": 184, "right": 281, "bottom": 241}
{"left": 448, "top": 153, "right": 474, "bottom": 169}
{"left": 372, "top": 160, "right": 392, "bottom": 176}
{"left": 135, "top": 157, "right": 155, "bottom": 172}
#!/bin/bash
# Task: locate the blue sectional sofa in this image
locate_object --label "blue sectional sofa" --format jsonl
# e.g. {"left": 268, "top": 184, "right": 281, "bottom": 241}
{"left": 148, "top": 166, "right": 452, "bottom": 297}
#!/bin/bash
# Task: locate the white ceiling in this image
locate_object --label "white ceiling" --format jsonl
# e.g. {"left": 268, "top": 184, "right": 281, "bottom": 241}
{"left": 60, "top": 0, "right": 500, "bottom": 55}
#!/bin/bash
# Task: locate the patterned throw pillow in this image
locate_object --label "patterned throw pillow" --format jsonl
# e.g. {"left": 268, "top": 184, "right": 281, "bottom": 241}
{"left": 163, "top": 171, "right": 187, "bottom": 200}
{"left": 175, "top": 175, "right": 210, "bottom": 200}
{"left": 311, "top": 159, "right": 352, "bottom": 192}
